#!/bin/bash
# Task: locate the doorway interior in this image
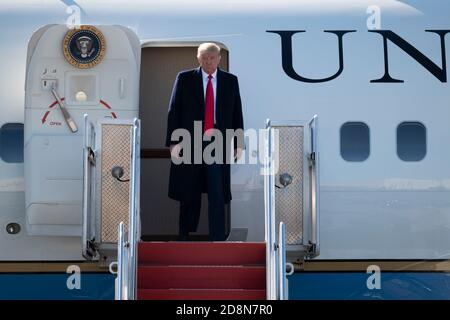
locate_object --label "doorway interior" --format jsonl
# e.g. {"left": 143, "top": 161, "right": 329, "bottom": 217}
{"left": 139, "top": 43, "right": 230, "bottom": 241}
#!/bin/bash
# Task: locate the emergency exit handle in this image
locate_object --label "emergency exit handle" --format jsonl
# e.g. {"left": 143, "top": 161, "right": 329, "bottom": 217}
{"left": 51, "top": 87, "right": 78, "bottom": 133}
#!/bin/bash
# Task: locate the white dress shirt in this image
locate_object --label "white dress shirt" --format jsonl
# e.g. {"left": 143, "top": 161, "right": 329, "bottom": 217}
{"left": 201, "top": 68, "right": 217, "bottom": 124}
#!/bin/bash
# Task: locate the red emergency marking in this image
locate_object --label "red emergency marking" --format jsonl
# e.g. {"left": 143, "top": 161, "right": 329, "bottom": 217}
{"left": 41, "top": 98, "right": 117, "bottom": 124}
{"left": 100, "top": 100, "right": 117, "bottom": 118}
{"left": 42, "top": 98, "right": 65, "bottom": 124}
{"left": 100, "top": 99, "right": 111, "bottom": 109}
{"left": 42, "top": 111, "right": 50, "bottom": 124}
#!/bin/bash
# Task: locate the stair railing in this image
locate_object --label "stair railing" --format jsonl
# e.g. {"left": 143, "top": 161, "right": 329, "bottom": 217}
{"left": 278, "top": 222, "right": 286, "bottom": 300}
{"left": 116, "top": 222, "right": 128, "bottom": 300}
{"left": 116, "top": 119, "right": 141, "bottom": 300}
{"left": 277, "top": 222, "right": 294, "bottom": 300}
{"left": 265, "top": 121, "right": 285, "bottom": 300}
{"left": 265, "top": 121, "right": 295, "bottom": 300}
{"left": 264, "top": 120, "right": 279, "bottom": 300}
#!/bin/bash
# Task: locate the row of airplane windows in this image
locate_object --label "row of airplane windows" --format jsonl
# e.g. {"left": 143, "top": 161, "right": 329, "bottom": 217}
{"left": 0, "top": 122, "right": 427, "bottom": 164}
{"left": 341, "top": 121, "right": 426, "bottom": 162}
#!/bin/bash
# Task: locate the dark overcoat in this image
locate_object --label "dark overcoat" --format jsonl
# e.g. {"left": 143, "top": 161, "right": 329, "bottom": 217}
{"left": 165, "top": 67, "right": 244, "bottom": 203}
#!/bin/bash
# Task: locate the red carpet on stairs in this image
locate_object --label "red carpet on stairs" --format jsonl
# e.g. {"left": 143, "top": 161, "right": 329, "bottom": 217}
{"left": 137, "top": 242, "right": 266, "bottom": 300}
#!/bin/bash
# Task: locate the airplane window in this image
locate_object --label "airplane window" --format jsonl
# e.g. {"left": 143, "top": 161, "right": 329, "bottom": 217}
{"left": 397, "top": 122, "right": 426, "bottom": 161}
{"left": 340, "top": 122, "right": 370, "bottom": 161}
{"left": 0, "top": 123, "right": 24, "bottom": 163}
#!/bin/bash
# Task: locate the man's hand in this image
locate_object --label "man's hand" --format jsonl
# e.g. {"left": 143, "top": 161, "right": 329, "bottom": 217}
{"left": 234, "top": 147, "right": 243, "bottom": 162}
{"left": 170, "top": 144, "right": 182, "bottom": 160}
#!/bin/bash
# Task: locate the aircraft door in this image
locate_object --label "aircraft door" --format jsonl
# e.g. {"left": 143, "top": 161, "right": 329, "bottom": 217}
{"left": 24, "top": 24, "right": 141, "bottom": 239}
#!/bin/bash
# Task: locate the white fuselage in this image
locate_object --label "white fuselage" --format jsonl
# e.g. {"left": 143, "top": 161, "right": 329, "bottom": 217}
{"left": 1, "top": 0, "right": 449, "bottom": 260}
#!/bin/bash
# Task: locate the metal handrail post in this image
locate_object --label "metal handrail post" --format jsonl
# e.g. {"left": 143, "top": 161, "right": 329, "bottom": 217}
{"left": 127, "top": 119, "right": 140, "bottom": 300}
{"left": 308, "top": 115, "right": 320, "bottom": 257}
{"left": 264, "top": 120, "right": 279, "bottom": 300}
{"left": 270, "top": 127, "right": 278, "bottom": 300}
{"left": 117, "top": 222, "right": 125, "bottom": 300}
{"left": 264, "top": 121, "right": 271, "bottom": 300}
{"left": 278, "top": 222, "right": 286, "bottom": 300}
{"left": 265, "top": 121, "right": 276, "bottom": 300}
{"left": 82, "top": 114, "right": 90, "bottom": 259}
{"left": 82, "top": 114, "right": 97, "bottom": 259}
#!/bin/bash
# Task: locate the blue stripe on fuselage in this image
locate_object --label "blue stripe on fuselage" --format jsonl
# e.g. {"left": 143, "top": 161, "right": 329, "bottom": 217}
{"left": 288, "top": 272, "right": 450, "bottom": 300}
{"left": 2, "top": 271, "right": 450, "bottom": 300}
{"left": 0, "top": 273, "right": 114, "bottom": 300}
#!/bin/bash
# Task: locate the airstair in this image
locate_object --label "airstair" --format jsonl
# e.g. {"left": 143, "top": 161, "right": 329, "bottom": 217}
{"left": 82, "top": 115, "right": 320, "bottom": 300}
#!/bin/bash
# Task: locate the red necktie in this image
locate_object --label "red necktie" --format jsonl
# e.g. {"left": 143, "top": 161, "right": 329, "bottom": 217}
{"left": 204, "top": 74, "right": 214, "bottom": 135}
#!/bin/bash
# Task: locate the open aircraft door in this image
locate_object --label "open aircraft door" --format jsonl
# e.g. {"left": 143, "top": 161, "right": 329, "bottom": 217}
{"left": 24, "top": 24, "right": 141, "bottom": 262}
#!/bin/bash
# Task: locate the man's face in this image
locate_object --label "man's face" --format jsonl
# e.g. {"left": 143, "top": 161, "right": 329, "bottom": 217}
{"left": 198, "top": 51, "right": 221, "bottom": 75}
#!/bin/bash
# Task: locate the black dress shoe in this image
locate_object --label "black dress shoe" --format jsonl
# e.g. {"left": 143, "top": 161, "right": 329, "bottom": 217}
{"left": 178, "top": 234, "right": 189, "bottom": 241}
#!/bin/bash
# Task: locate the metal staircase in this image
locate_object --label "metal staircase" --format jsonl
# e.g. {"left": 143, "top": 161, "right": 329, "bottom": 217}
{"left": 81, "top": 116, "right": 320, "bottom": 300}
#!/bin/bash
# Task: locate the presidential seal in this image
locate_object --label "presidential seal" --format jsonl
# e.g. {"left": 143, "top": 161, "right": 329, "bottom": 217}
{"left": 63, "top": 25, "right": 106, "bottom": 69}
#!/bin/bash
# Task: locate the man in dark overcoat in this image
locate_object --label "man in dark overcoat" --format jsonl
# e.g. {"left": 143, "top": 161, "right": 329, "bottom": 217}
{"left": 165, "top": 43, "right": 244, "bottom": 241}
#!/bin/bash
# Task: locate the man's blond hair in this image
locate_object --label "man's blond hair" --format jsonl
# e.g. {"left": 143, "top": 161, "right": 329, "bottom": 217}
{"left": 197, "top": 43, "right": 221, "bottom": 58}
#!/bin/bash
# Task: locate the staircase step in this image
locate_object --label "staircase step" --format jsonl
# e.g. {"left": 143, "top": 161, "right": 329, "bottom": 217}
{"left": 138, "top": 265, "right": 266, "bottom": 290}
{"left": 138, "top": 288, "right": 266, "bottom": 300}
{"left": 138, "top": 242, "right": 266, "bottom": 266}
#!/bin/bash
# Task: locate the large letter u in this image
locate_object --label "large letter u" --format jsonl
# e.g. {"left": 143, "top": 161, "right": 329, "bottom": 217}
{"left": 267, "top": 30, "right": 356, "bottom": 83}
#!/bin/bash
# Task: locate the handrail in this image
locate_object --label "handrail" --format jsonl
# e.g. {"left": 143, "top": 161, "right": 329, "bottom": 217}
{"left": 265, "top": 121, "right": 282, "bottom": 300}
{"left": 277, "top": 222, "right": 294, "bottom": 300}
{"left": 264, "top": 120, "right": 268, "bottom": 298}
{"left": 308, "top": 115, "right": 320, "bottom": 257}
{"left": 127, "top": 119, "right": 140, "bottom": 300}
{"left": 117, "top": 222, "right": 125, "bottom": 300}
{"left": 278, "top": 222, "right": 286, "bottom": 300}
{"left": 82, "top": 115, "right": 90, "bottom": 259}
{"left": 116, "top": 118, "right": 141, "bottom": 300}
{"left": 82, "top": 114, "right": 95, "bottom": 259}
{"left": 264, "top": 120, "right": 277, "bottom": 300}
